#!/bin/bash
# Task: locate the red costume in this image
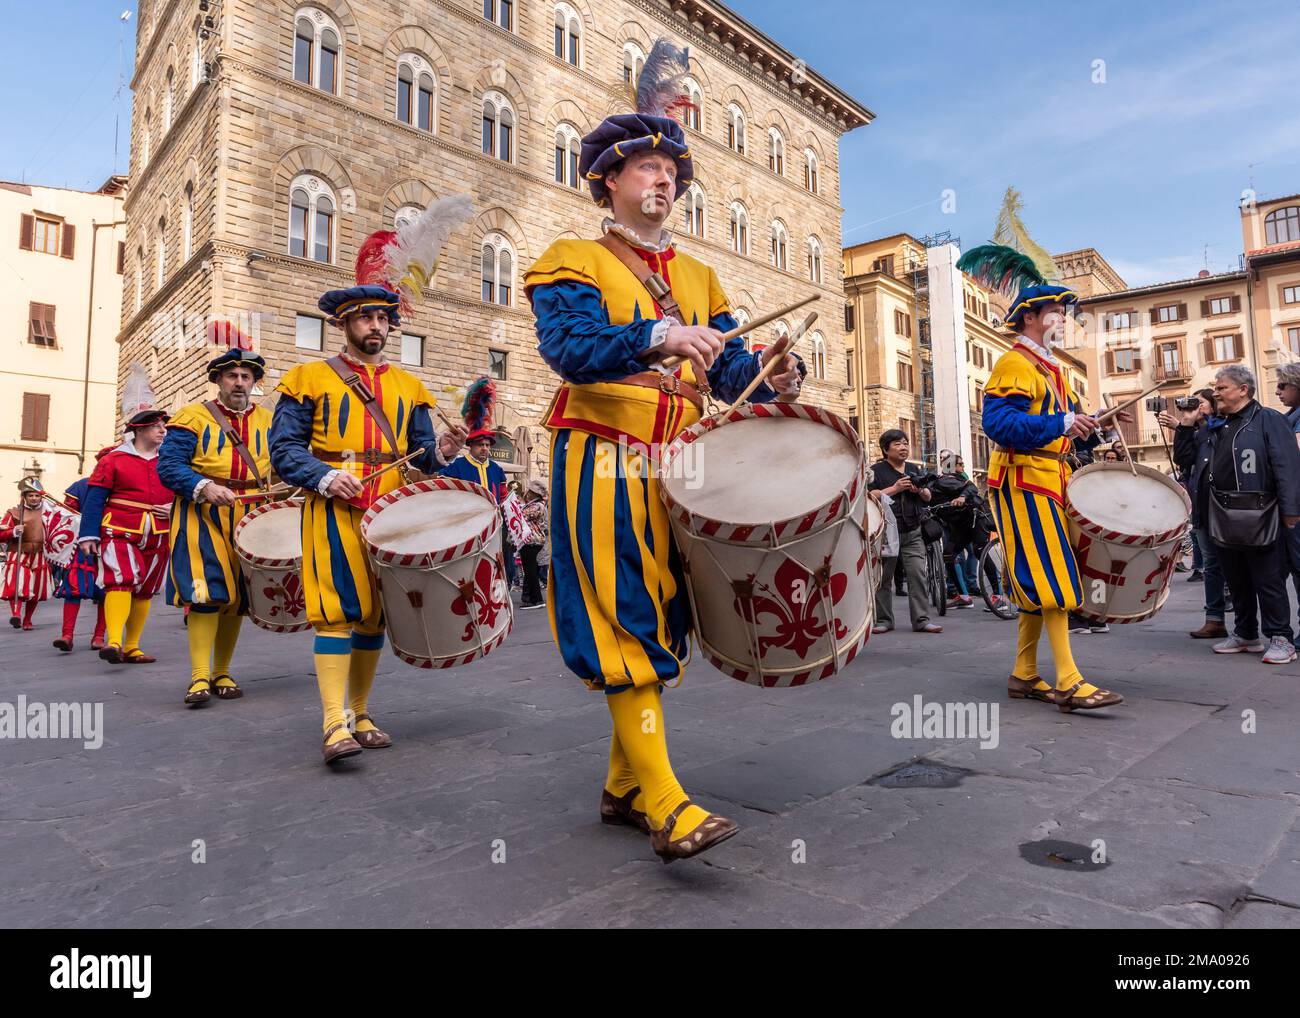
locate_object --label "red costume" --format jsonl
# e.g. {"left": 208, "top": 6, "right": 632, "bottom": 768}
{"left": 80, "top": 441, "right": 172, "bottom": 597}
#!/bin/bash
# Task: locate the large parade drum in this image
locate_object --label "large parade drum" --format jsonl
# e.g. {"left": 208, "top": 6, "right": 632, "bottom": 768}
{"left": 233, "top": 499, "right": 312, "bottom": 633}
{"left": 659, "top": 402, "right": 873, "bottom": 688}
{"left": 1065, "top": 461, "right": 1191, "bottom": 624}
{"left": 360, "top": 478, "right": 513, "bottom": 669}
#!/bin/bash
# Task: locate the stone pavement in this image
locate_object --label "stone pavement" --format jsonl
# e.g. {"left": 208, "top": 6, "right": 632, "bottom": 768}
{"left": 1, "top": 579, "right": 1297, "bottom": 929}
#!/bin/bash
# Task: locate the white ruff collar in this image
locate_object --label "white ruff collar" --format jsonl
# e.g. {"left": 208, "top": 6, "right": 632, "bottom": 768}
{"left": 1015, "top": 333, "right": 1058, "bottom": 364}
{"left": 115, "top": 438, "right": 158, "bottom": 461}
{"left": 602, "top": 218, "right": 674, "bottom": 253}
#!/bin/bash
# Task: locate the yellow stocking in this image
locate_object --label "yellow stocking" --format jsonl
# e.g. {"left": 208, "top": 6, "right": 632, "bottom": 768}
{"left": 102, "top": 590, "right": 132, "bottom": 649}
{"left": 1044, "top": 608, "right": 1094, "bottom": 694}
{"left": 606, "top": 684, "right": 707, "bottom": 837}
{"left": 1013, "top": 612, "right": 1051, "bottom": 691}
{"left": 605, "top": 728, "right": 646, "bottom": 814}
{"left": 212, "top": 613, "right": 242, "bottom": 687}
{"left": 122, "top": 597, "right": 152, "bottom": 654}
{"left": 346, "top": 630, "right": 384, "bottom": 733}
{"left": 187, "top": 610, "right": 220, "bottom": 688}
{"left": 314, "top": 630, "right": 352, "bottom": 745}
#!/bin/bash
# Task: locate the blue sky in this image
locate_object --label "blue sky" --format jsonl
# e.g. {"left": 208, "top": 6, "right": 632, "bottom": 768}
{"left": 3, "top": 1, "right": 1298, "bottom": 286}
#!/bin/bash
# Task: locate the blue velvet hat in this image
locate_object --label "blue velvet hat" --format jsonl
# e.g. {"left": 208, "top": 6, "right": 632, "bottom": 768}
{"left": 318, "top": 284, "right": 402, "bottom": 327}
{"left": 580, "top": 113, "right": 693, "bottom": 208}
{"left": 206, "top": 348, "right": 266, "bottom": 382}
{"left": 1004, "top": 284, "right": 1078, "bottom": 329}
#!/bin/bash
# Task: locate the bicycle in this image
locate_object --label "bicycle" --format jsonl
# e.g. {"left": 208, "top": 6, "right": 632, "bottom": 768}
{"left": 976, "top": 519, "right": 1019, "bottom": 621}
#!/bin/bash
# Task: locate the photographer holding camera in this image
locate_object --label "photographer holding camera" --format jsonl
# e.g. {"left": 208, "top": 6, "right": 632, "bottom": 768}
{"left": 1158, "top": 387, "right": 1227, "bottom": 639}
{"left": 868, "top": 429, "right": 942, "bottom": 634}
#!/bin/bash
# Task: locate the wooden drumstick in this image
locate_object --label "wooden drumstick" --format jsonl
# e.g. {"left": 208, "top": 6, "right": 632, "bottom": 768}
{"left": 362, "top": 447, "right": 426, "bottom": 486}
{"left": 722, "top": 311, "right": 818, "bottom": 415}
{"left": 655, "top": 294, "right": 820, "bottom": 370}
{"left": 1094, "top": 385, "right": 1161, "bottom": 428}
{"left": 234, "top": 485, "right": 296, "bottom": 503}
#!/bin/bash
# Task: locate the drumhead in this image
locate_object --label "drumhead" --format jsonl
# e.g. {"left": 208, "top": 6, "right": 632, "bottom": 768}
{"left": 1068, "top": 465, "right": 1188, "bottom": 536}
{"left": 662, "top": 416, "right": 859, "bottom": 524}
{"left": 365, "top": 487, "right": 497, "bottom": 555}
{"left": 238, "top": 503, "right": 302, "bottom": 558}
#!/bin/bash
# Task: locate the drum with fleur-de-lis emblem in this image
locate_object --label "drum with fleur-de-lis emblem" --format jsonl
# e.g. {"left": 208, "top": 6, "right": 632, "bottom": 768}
{"left": 233, "top": 499, "right": 312, "bottom": 633}
{"left": 1065, "top": 461, "right": 1191, "bottom": 624}
{"left": 659, "top": 403, "right": 879, "bottom": 688}
{"left": 360, "top": 478, "right": 513, "bottom": 669}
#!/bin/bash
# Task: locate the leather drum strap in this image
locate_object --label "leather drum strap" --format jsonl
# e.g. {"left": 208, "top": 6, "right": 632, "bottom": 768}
{"left": 325, "top": 356, "right": 403, "bottom": 459}
{"left": 597, "top": 232, "right": 685, "bottom": 324}
{"left": 203, "top": 400, "right": 266, "bottom": 490}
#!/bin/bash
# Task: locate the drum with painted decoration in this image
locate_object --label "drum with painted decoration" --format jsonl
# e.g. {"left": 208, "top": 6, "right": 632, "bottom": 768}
{"left": 233, "top": 499, "right": 312, "bottom": 633}
{"left": 659, "top": 402, "right": 874, "bottom": 688}
{"left": 360, "top": 478, "right": 513, "bottom": 669}
{"left": 1065, "top": 461, "right": 1191, "bottom": 624}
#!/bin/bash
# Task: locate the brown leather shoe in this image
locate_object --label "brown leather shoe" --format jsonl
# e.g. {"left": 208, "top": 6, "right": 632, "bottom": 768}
{"left": 1190, "top": 620, "right": 1228, "bottom": 639}
{"left": 184, "top": 678, "right": 211, "bottom": 707}
{"left": 650, "top": 801, "right": 739, "bottom": 863}
{"left": 1056, "top": 681, "right": 1124, "bottom": 713}
{"left": 600, "top": 786, "right": 650, "bottom": 833}
{"left": 211, "top": 675, "right": 243, "bottom": 700}
{"left": 322, "top": 722, "right": 363, "bottom": 765}
{"left": 1007, "top": 675, "right": 1055, "bottom": 704}
{"left": 352, "top": 713, "right": 392, "bottom": 749}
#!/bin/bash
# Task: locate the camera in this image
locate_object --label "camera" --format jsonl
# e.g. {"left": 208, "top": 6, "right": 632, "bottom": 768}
{"left": 1146, "top": 396, "right": 1168, "bottom": 413}
{"left": 1174, "top": 396, "right": 1201, "bottom": 411}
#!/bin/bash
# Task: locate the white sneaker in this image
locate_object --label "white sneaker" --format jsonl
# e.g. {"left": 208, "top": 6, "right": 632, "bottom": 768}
{"left": 1262, "top": 636, "right": 1297, "bottom": 665}
{"left": 1213, "top": 635, "right": 1267, "bottom": 654}
{"left": 1090, "top": 623, "right": 1110, "bottom": 633}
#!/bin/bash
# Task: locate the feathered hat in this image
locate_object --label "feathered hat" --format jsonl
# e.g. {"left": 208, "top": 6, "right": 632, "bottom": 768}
{"left": 121, "top": 362, "right": 169, "bottom": 431}
{"left": 580, "top": 38, "right": 696, "bottom": 208}
{"left": 321, "top": 194, "right": 474, "bottom": 326}
{"left": 461, "top": 377, "right": 497, "bottom": 445}
{"left": 955, "top": 244, "right": 1077, "bottom": 330}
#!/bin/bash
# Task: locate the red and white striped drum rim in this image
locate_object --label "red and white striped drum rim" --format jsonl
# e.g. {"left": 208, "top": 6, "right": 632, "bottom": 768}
{"left": 659, "top": 402, "right": 866, "bottom": 546}
{"left": 233, "top": 499, "right": 304, "bottom": 570}
{"left": 391, "top": 620, "right": 514, "bottom": 669}
{"left": 1065, "top": 461, "right": 1191, "bottom": 547}
{"left": 361, "top": 477, "right": 500, "bottom": 568}
{"left": 704, "top": 622, "right": 871, "bottom": 688}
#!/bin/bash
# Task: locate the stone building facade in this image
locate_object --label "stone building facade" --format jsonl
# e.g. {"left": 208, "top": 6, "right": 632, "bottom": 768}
{"left": 119, "top": 0, "right": 872, "bottom": 477}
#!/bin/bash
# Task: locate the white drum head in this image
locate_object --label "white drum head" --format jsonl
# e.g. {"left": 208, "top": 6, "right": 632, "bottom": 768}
{"left": 238, "top": 504, "right": 302, "bottom": 559}
{"left": 1069, "top": 466, "right": 1187, "bottom": 536}
{"left": 365, "top": 488, "right": 497, "bottom": 555}
{"left": 662, "top": 416, "right": 859, "bottom": 525}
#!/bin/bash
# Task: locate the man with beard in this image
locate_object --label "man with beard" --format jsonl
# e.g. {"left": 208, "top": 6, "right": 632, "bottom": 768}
{"left": 270, "top": 284, "right": 466, "bottom": 765}
{"left": 159, "top": 340, "right": 273, "bottom": 706}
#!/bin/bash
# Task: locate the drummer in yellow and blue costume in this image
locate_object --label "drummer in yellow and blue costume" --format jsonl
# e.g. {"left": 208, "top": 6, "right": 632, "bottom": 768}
{"left": 525, "top": 39, "right": 804, "bottom": 862}
{"left": 270, "top": 283, "right": 466, "bottom": 764}
{"left": 159, "top": 339, "right": 272, "bottom": 707}
{"left": 966, "top": 246, "right": 1125, "bottom": 712}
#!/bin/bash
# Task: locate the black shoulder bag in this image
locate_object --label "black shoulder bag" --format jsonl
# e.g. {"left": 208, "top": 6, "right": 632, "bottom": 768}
{"left": 1206, "top": 408, "right": 1279, "bottom": 548}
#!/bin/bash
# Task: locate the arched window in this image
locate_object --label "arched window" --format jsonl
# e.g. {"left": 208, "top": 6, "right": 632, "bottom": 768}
{"left": 771, "top": 220, "right": 788, "bottom": 270}
{"left": 682, "top": 77, "right": 702, "bottom": 131}
{"left": 135, "top": 245, "right": 144, "bottom": 309}
{"left": 554, "top": 4, "right": 580, "bottom": 65}
{"left": 288, "top": 173, "right": 336, "bottom": 264}
{"left": 141, "top": 109, "right": 152, "bottom": 168}
{"left": 726, "top": 104, "right": 746, "bottom": 154}
{"left": 163, "top": 68, "right": 174, "bottom": 132}
{"left": 155, "top": 217, "right": 166, "bottom": 288}
{"left": 1265, "top": 206, "right": 1300, "bottom": 246}
{"left": 729, "top": 202, "right": 749, "bottom": 254}
{"left": 483, "top": 0, "right": 514, "bottom": 32}
{"left": 768, "top": 127, "right": 785, "bottom": 176}
{"left": 810, "top": 332, "right": 826, "bottom": 380}
{"left": 681, "top": 183, "right": 705, "bottom": 237}
{"left": 803, "top": 148, "right": 819, "bottom": 193}
{"left": 182, "top": 182, "right": 194, "bottom": 261}
{"left": 622, "top": 43, "right": 645, "bottom": 84}
{"left": 481, "top": 91, "right": 515, "bottom": 162}
{"left": 480, "top": 233, "right": 515, "bottom": 306}
{"left": 191, "top": 24, "right": 203, "bottom": 89}
{"left": 396, "top": 54, "right": 436, "bottom": 132}
{"left": 807, "top": 236, "right": 822, "bottom": 283}
{"left": 554, "top": 124, "right": 581, "bottom": 188}
{"left": 734, "top": 307, "right": 752, "bottom": 349}
{"left": 394, "top": 203, "right": 422, "bottom": 230}
{"left": 293, "top": 8, "right": 341, "bottom": 95}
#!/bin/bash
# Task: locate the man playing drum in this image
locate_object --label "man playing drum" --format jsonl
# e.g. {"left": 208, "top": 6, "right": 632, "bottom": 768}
{"left": 524, "top": 39, "right": 802, "bottom": 862}
{"left": 269, "top": 283, "right": 466, "bottom": 765}
{"left": 959, "top": 245, "right": 1125, "bottom": 712}
{"left": 158, "top": 340, "right": 273, "bottom": 707}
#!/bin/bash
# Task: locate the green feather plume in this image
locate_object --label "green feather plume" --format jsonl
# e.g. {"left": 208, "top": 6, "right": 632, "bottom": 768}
{"left": 955, "top": 244, "right": 1046, "bottom": 297}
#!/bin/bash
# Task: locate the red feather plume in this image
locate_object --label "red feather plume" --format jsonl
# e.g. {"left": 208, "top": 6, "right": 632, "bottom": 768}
{"left": 355, "top": 230, "right": 409, "bottom": 314}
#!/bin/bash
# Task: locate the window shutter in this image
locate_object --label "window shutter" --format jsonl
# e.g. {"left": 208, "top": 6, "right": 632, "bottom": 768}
{"left": 32, "top": 394, "right": 50, "bottom": 442}
{"left": 44, "top": 303, "right": 56, "bottom": 342}
{"left": 1132, "top": 350, "right": 1142, "bottom": 370}
{"left": 1149, "top": 305, "right": 1160, "bottom": 325}
{"left": 1177, "top": 302, "right": 1187, "bottom": 321}
{"left": 1102, "top": 314, "right": 1110, "bottom": 331}
{"left": 60, "top": 223, "right": 75, "bottom": 259}
{"left": 116, "top": 241, "right": 125, "bottom": 274}
{"left": 1200, "top": 299, "right": 1210, "bottom": 316}
{"left": 21, "top": 394, "right": 34, "bottom": 439}
{"left": 1202, "top": 337, "right": 1213, "bottom": 363}
{"left": 19, "top": 213, "right": 33, "bottom": 250}
{"left": 28, "top": 301, "right": 38, "bottom": 343}
{"left": 1233, "top": 333, "right": 1244, "bottom": 359}
{"left": 1230, "top": 295, "right": 1241, "bottom": 313}
{"left": 1105, "top": 350, "right": 1114, "bottom": 373}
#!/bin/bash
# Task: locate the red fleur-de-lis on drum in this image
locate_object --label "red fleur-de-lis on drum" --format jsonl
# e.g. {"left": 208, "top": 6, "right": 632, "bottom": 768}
{"left": 735, "top": 558, "right": 849, "bottom": 657}
{"left": 451, "top": 559, "right": 506, "bottom": 642}
{"left": 266, "top": 572, "right": 306, "bottom": 619}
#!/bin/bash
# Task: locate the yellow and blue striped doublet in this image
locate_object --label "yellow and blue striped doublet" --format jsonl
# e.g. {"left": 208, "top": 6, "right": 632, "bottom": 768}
{"left": 162, "top": 401, "right": 273, "bottom": 611}
{"left": 984, "top": 344, "right": 1082, "bottom": 613}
